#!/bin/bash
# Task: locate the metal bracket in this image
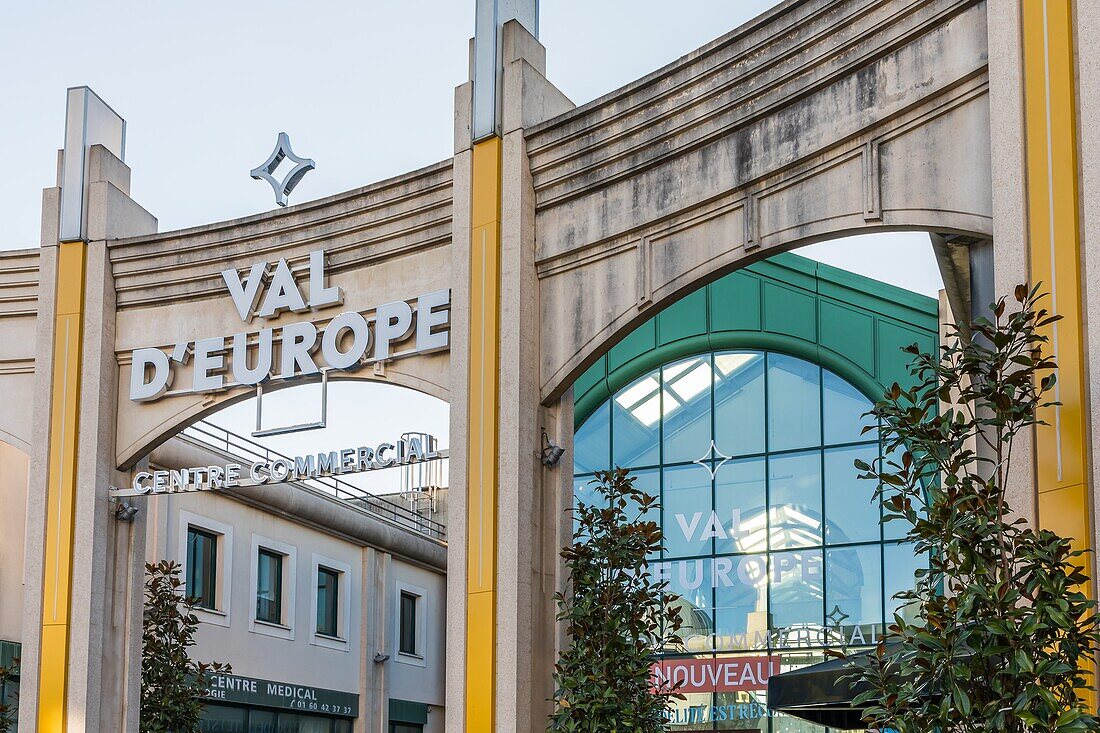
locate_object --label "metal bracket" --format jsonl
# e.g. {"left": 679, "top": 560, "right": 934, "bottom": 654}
{"left": 252, "top": 370, "right": 328, "bottom": 437}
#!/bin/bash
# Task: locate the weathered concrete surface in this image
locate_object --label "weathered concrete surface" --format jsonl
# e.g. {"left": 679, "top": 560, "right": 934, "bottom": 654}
{"left": 110, "top": 160, "right": 454, "bottom": 468}
{"left": 0, "top": 247, "right": 40, "bottom": 453}
{"left": 0, "top": 0, "right": 1048, "bottom": 731}
{"left": 529, "top": 0, "right": 994, "bottom": 403}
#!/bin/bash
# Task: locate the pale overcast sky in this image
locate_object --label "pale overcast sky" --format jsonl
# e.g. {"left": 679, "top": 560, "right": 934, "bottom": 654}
{"left": 1, "top": 2, "right": 943, "bottom": 489}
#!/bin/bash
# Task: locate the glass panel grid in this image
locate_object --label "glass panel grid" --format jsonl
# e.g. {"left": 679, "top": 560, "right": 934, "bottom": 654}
{"left": 577, "top": 348, "right": 929, "bottom": 732}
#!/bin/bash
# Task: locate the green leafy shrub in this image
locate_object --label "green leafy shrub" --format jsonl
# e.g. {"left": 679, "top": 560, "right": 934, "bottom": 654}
{"left": 550, "top": 468, "right": 684, "bottom": 732}
{"left": 850, "top": 286, "right": 1100, "bottom": 732}
{"left": 141, "top": 560, "right": 230, "bottom": 733}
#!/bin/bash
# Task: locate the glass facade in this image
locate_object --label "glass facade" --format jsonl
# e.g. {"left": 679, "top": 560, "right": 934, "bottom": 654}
{"left": 574, "top": 349, "right": 927, "bottom": 732}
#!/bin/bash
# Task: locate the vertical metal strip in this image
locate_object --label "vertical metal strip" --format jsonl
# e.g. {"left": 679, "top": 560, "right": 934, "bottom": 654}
{"left": 38, "top": 240, "right": 87, "bottom": 733}
{"left": 466, "top": 137, "right": 502, "bottom": 731}
{"left": 1022, "top": 0, "right": 1091, "bottom": 555}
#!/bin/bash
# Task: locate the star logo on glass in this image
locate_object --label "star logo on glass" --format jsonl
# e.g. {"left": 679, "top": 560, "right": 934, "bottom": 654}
{"left": 694, "top": 440, "right": 732, "bottom": 479}
{"left": 251, "top": 132, "right": 316, "bottom": 207}
{"left": 826, "top": 604, "right": 851, "bottom": 628}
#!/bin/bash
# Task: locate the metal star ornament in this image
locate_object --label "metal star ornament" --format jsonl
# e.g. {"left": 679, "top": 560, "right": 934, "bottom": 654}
{"left": 251, "top": 132, "right": 315, "bottom": 207}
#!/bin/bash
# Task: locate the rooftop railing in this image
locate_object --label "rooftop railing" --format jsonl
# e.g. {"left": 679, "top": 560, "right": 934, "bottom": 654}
{"left": 179, "top": 420, "right": 447, "bottom": 541}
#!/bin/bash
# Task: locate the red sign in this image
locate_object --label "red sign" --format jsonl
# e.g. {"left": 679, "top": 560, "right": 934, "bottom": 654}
{"left": 651, "top": 655, "right": 781, "bottom": 694}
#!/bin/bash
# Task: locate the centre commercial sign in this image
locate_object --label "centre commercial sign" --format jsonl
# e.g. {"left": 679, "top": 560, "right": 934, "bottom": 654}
{"left": 114, "top": 434, "right": 442, "bottom": 497}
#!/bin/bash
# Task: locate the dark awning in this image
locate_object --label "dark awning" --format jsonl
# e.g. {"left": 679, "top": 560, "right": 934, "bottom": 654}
{"left": 767, "top": 652, "right": 873, "bottom": 730}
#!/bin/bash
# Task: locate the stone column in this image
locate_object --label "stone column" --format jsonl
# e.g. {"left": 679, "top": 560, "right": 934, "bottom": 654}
{"left": 448, "top": 19, "right": 575, "bottom": 732}
{"left": 986, "top": 0, "right": 1036, "bottom": 522}
{"left": 20, "top": 141, "right": 157, "bottom": 732}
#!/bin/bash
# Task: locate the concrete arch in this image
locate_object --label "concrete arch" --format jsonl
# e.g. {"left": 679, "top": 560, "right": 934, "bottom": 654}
{"left": 570, "top": 250, "right": 940, "bottom": 427}
{"left": 530, "top": 0, "right": 991, "bottom": 403}
{"left": 0, "top": 429, "right": 31, "bottom": 457}
{"left": 108, "top": 158, "right": 455, "bottom": 468}
{"left": 115, "top": 360, "right": 450, "bottom": 469}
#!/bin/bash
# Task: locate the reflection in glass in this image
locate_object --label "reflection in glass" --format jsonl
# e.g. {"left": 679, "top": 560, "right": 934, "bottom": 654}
{"left": 574, "top": 345, "right": 916, "bottom": 694}
{"left": 713, "top": 351, "right": 765, "bottom": 457}
{"left": 613, "top": 370, "right": 661, "bottom": 468}
{"left": 767, "top": 354, "right": 821, "bottom": 452}
{"left": 825, "top": 544, "right": 882, "bottom": 628}
{"left": 714, "top": 684, "right": 773, "bottom": 730}
{"left": 663, "top": 464, "right": 714, "bottom": 558}
{"left": 714, "top": 554, "right": 768, "bottom": 651}
{"left": 664, "top": 557, "right": 713, "bottom": 653}
{"left": 198, "top": 704, "right": 248, "bottom": 733}
{"left": 769, "top": 550, "right": 824, "bottom": 643}
{"left": 715, "top": 458, "right": 767, "bottom": 554}
{"left": 573, "top": 475, "right": 600, "bottom": 514}
{"left": 822, "top": 369, "right": 875, "bottom": 445}
{"left": 768, "top": 451, "right": 822, "bottom": 549}
{"left": 663, "top": 356, "right": 714, "bottom": 463}
{"left": 884, "top": 542, "right": 927, "bottom": 624}
{"left": 573, "top": 401, "right": 609, "bottom": 474}
{"left": 256, "top": 549, "right": 283, "bottom": 624}
{"left": 248, "top": 710, "right": 276, "bottom": 733}
{"left": 823, "top": 444, "right": 880, "bottom": 545}
{"left": 666, "top": 690, "right": 716, "bottom": 731}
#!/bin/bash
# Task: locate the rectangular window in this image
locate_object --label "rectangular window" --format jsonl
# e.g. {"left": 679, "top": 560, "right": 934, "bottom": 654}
{"left": 186, "top": 527, "right": 218, "bottom": 610}
{"left": 316, "top": 567, "right": 340, "bottom": 637}
{"left": 399, "top": 591, "right": 418, "bottom": 655}
{"left": 256, "top": 549, "right": 283, "bottom": 624}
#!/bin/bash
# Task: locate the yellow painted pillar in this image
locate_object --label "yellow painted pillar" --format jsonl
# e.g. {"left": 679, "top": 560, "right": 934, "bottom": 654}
{"left": 1022, "top": 4, "right": 1096, "bottom": 707}
{"left": 466, "top": 136, "right": 502, "bottom": 731}
{"left": 38, "top": 240, "right": 87, "bottom": 733}
{"left": 1021, "top": 0, "right": 1091, "bottom": 555}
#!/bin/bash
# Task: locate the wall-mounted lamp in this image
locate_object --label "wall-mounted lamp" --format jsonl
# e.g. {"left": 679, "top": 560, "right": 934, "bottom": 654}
{"left": 114, "top": 500, "right": 139, "bottom": 523}
{"left": 541, "top": 431, "right": 565, "bottom": 468}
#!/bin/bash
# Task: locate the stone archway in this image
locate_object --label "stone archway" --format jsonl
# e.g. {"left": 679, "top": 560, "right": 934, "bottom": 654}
{"left": 1, "top": 0, "right": 1056, "bottom": 731}
{"left": 529, "top": 0, "right": 992, "bottom": 402}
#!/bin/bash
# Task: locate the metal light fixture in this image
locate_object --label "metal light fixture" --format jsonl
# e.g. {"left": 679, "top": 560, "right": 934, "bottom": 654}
{"left": 541, "top": 431, "right": 565, "bottom": 468}
{"left": 114, "top": 500, "right": 139, "bottom": 523}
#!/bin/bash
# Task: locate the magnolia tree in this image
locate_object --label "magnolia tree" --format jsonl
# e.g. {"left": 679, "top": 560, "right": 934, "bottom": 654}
{"left": 550, "top": 469, "right": 684, "bottom": 732}
{"left": 850, "top": 286, "right": 1100, "bottom": 732}
{"left": 141, "top": 560, "right": 230, "bottom": 733}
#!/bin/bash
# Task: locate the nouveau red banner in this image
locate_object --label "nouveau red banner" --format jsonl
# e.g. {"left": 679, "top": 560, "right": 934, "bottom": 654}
{"left": 651, "top": 655, "right": 781, "bottom": 694}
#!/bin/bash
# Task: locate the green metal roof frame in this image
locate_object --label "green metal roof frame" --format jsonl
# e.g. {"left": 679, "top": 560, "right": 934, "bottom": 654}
{"left": 573, "top": 252, "right": 940, "bottom": 427}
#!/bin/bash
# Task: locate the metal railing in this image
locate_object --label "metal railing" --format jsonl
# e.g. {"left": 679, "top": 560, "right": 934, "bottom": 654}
{"left": 179, "top": 420, "right": 447, "bottom": 540}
